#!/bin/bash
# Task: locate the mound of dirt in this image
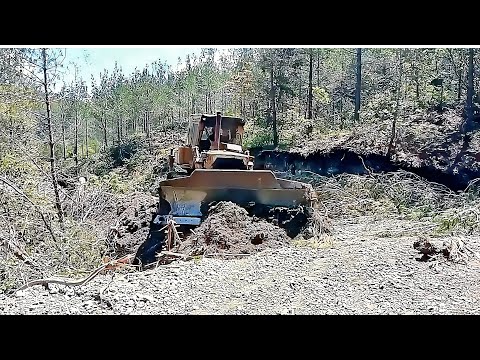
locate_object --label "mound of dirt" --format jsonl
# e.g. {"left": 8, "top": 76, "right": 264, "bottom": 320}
{"left": 108, "top": 193, "right": 158, "bottom": 257}
{"left": 178, "top": 201, "right": 290, "bottom": 257}
{"left": 247, "top": 204, "right": 311, "bottom": 238}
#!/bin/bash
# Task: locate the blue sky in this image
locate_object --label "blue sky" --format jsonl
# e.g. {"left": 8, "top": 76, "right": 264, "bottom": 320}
{"left": 61, "top": 47, "right": 202, "bottom": 87}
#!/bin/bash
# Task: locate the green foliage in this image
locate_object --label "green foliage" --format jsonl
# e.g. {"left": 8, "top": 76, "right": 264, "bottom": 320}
{"left": 108, "top": 137, "right": 141, "bottom": 167}
{"left": 363, "top": 94, "right": 398, "bottom": 121}
{"left": 80, "top": 139, "right": 100, "bottom": 157}
{"left": 0, "top": 153, "right": 34, "bottom": 178}
{"left": 88, "top": 172, "right": 129, "bottom": 194}
{"left": 434, "top": 209, "right": 480, "bottom": 235}
{"left": 243, "top": 128, "right": 274, "bottom": 148}
{"left": 313, "top": 87, "right": 330, "bottom": 104}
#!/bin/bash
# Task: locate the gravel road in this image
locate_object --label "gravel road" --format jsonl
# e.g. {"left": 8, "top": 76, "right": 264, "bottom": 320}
{"left": 2, "top": 217, "right": 479, "bottom": 315}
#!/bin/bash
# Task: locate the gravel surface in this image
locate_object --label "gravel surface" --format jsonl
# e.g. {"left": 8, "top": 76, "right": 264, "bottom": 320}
{"left": 2, "top": 217, "right": 480, "bottom": 315}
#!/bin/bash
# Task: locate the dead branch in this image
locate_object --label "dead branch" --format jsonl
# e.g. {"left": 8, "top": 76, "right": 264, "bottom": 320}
{"left": 15, "top": 256, "right": 132, "bottom": 293}
{"left": 0, "top": 175, "right": 57, "bottom": 243}
{"left": 358, "top": 155, "right": 373, "bottom": 175}
{"left": 203, "top": 253, "right": 251, "bottom": 257}
{"left": 157, "top": 251, "right": 192, "bottom": 260}
{"left": 2, "top": 230, "right": 40, "bottom": 269}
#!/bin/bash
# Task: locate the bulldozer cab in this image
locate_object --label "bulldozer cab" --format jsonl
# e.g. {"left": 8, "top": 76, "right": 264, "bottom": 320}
{"left": 145, "top": 111, "right": 316, "bottom": 265}
{"left": 188, "top": 113, "right": 245, "bottom": 152}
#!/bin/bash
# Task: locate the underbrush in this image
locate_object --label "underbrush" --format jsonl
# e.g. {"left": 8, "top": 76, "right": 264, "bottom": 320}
{"left": 0, "top": 174, "right": 122, "bottom": 292}
{"left": 284, "top": 170, "right": 480, "bottom": 236}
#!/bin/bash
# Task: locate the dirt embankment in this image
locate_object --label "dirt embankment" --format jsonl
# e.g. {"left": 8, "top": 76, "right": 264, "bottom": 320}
{"left": 253, "top": 107, "right": 480, "bottom": 191}
{"left": 107, "top": 193, "right": 158, "bottom": 257}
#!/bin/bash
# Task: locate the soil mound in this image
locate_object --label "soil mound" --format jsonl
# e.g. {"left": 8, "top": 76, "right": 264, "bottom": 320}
{"left": 178, "top": 201, "right": 290, "bottom": 257}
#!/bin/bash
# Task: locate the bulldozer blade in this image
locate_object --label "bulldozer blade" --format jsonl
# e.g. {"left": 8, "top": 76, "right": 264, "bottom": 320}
{"left": 158, "top": 169, "right": 315, "bottom": 218}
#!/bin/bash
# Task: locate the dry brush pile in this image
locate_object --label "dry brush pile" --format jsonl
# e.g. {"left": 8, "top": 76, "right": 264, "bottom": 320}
{"left": 285, "top": 170, "right": 480, "bottom": 233}
{"left": 0, "top": 163, "right": 155, "bottom": 292}
{"left": 0, "top": 132, "right": 190, "bottom": 293}
{"left": 282, "top": 169, "right": 480, "bottom": 262}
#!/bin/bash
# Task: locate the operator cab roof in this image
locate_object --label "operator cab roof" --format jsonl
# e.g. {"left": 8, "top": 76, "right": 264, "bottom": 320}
{"left": 191, "top": 113, "right": 245, "bottom": 127}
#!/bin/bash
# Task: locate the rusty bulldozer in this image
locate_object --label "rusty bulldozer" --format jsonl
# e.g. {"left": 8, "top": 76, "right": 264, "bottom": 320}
{"left": 134, "top": 112, "right": 316, "bottom": 265}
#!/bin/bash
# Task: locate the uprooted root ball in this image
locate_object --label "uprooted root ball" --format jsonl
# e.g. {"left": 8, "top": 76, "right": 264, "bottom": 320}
{"left": 177, "top": 201, "right": 290, "bottom": 257}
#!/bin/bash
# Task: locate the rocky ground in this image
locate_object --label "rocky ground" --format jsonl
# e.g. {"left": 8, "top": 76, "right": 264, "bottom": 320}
{"left": 3, "top": 216, "right": 479, "bottom": 315}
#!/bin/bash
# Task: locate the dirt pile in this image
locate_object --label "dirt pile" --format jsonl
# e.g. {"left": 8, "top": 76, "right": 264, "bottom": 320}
{"left": 107, "top": 193, "right": 158, "bottom": 257}
{"left": 178, "top": 201, "right": 290, "bottom": 257}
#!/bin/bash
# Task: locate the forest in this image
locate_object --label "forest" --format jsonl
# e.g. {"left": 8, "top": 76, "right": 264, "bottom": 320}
{"left": 1, "top": 47, "right": 480, "bottom": 314}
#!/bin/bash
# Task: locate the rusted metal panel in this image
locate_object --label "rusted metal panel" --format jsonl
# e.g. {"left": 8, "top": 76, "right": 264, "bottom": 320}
{"left": 160, "top": 169, "right": 287, "bottom": 189}
{"left": 159, "top": 169, "right": 315, "bottom": 217}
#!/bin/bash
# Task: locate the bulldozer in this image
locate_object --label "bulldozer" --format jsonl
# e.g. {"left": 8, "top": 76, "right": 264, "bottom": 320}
{"left": 134, "top": 112, "right": 315, "bottom": 265}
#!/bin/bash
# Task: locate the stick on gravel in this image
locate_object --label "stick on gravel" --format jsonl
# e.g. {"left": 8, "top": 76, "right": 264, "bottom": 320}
{"left": 15, "top": 255, "right": 134, "bottom": 293}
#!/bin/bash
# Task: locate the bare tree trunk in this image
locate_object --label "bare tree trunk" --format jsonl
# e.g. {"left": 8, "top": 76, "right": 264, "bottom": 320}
{"left": 80, "top": 115, "right": 84, "bottom": 158}
{"left": 61, "top": 113, "right": 66, "bottom": 160}
{"left": 42, "top": 48, "right": 64, "bottom": 226}
{"left": 270, "top": 63, "right": 278, "bottom": 147}
{"left": 74, "top": 105, "right": 78, "bottom": 174}
{"left": 447, "top": 49, "right": 463, "bottom": 102}
{"left": 111, "top": 117, "right": 115, "bottom": 145}
{"left": 145, "top": 111, "right": 148, "bottom": 133}
{"left": 317, "top": 50, "right": 320, "bottom": 87}
{"left": 298, "top": 80, "right": 302, "bottom": 116}
{"left": 308, "top": 49, "right": 313, "bottom": 120}
{"left": 116, "top": 115, "right": 121, "bottom": 143}
{"left": 354, "top": 48, "right": 362, "bottom": 122}
{"left": 9, "top": 113, "right": 14, "bottom": 149}
{"left": 339, "top": 97, "right": 343, "bottom": 129}
{"left": 440, "top": 83, "right": 444, "bottom": 109}
{"left": 85, "top": 115, "right": 88, "bottom": 158}
{"left": 458, "top": 71, "right": 462, "bottom": 102}
{"left": 221, "top": 88, "right": 225, "bottom": 112}
{"left": 121, "top": 117, "right": 124, "bottom": 141}
{"left": 412, "top": 50, "right": 421, "bottom": 106}
{"left": 102, "top": 115, "right": 108, "bottom": 150}
{"left": 388, "top": 49, "right": 403, "bottom": 157}
{"left": 146, "top": 111, "right": 151, "bottom": 138}
{"left": 464, "top": 48, "right": 475, "bottom": 133}
{"left": 177, "top": 91, "right": 181, "bottom": 119}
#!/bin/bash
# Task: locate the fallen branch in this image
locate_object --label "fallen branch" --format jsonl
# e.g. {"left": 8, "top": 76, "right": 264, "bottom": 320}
{"left": 157, "top": 251, "right": 192, "bottom": 260}
{"left": 203, "top": 253, "right": 251, "bottom": 257}
{"left": 15, "top": 256, "right": 131, "bottom": 293}
{"left": 3, "top": 235, "right": 40, "bottom": 269}
{"left": 358, "top": 155, "right": 373, "bottom": 175}
{"left": 0, "top": 175, "right": 57, "bottom": 243}
{"left": 463, "top": 244, "right": 480, "bottom": 261}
